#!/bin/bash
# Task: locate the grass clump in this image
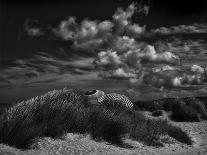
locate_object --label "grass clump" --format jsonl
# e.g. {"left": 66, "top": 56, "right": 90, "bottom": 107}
{"left": 152, "top": 110, "right": 163, "bottom": 117}
{"left": 168, "top": 97, "right": 207, "bottom": 122}
{"left": 0, "top": 88, "right": 129, "bottom": 149}
{"left": 0, "top": 88, "right": 192, "bottom": 149}
{"left": 134, "top": 97, "right": 207, "bottom": 122}
{"left": 128, "top": 111, "right": 192, "bottom": 147}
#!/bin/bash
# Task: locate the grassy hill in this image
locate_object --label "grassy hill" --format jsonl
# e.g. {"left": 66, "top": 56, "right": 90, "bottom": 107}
{"left": 0, "top": 88, "right": 193, "bottom": 152}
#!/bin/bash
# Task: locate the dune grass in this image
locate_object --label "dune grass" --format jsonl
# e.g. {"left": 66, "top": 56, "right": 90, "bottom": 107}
{"left": 0, "top": 88, "right": 129, "bottom": 149}
{"left": 134, "top": 97, "right": 207, "bottom": 122}
{"left": 128, "top": 111, "right": 192, "bottom": 146}
{"left": 0, "top": 88, "right": 192, "bottom": 149}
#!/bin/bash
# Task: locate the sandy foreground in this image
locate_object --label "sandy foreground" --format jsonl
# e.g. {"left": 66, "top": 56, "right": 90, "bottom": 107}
{"left": 0, "top": 121, "right": 207, "bottom": 155}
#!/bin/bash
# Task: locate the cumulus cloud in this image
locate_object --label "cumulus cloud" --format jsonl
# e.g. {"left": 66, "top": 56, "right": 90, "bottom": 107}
{"left": 54, "top": 18, "right": 114, "bottom": 51}
{"left": 112, "top": 3, "right": 136, "bottom": 31}
{"left": 111, "top": 36, "right": 144, "bottom": 53}
{"left": 20, "top": 3, "right": 207, "bottom": 90}
{"left": 95, "top": 43, "right": 181, "bottom": 82}
{"left": 142, "top": 65, "right": 207, "bottom": 88}
{"left": 9, "top": 2, "right": 207, "bottom": 92}
{"left": 54, "top": 3, "right": 145, "bottom": 51}
{"left": 190, "top": 65, "right": 205, "bottom": 74}
{"left": 125, "top": 24, "right": 146, "bottom": 37}
{"left": 112, "top": 3, "right": 145, "bottom": 37}
{"left": 95, "top": 44, "right": 180, "bottom": 68}
{"left": 140, "top": 45, "right": 180, "bottom": 64}
{"left": 95, "top": 50, "right": 122, "bottom": 68}
{"left": 54, "top": 17, "right": 78, "bottom": 40}
{"left": 95, "top": 40, "right": 207, "bottom": 88}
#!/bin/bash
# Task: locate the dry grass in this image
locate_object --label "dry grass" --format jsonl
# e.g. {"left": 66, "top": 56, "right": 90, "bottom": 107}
{"left": 128, "top": 111, "right": 192, "bottom": 147}
{"left": 134, "top": 97, "right": 207, "bottom": 122}
{"left": 0, "top": 88, "right": 192, "bottom": 150}
{"left": 0, "top": 88, "right": 129, "bottom": 149}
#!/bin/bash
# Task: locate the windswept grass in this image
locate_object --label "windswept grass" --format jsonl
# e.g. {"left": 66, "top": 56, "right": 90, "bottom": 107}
{"left": 134, "top": 97, "right": 207, "bottom": 122}
{"left": 0, "top": 88, "right": 129, "bottom": 149}
{"left": 0, "top": 88, "right": 192, "bottom": 149}
{"left": 128, "top": 111, "right": 192, "bottom": 147}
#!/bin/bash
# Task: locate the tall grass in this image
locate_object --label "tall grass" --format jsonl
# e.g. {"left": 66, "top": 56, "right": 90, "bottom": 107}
{"left": 128, "top": 111, "right": 192, "bottom": 146}
{"left": 0, "top": 88, "right": 192, "bottom": 149}
{"left": 134, "top": 97, "right": 207, "bottom": 122}
{"left": 0, "top": 88, "right": 129, "bottom": 149}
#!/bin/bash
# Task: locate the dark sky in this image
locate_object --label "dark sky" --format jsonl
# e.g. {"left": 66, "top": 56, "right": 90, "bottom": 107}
{"left": 1, "top": 0, "right": 207, "bottom": 24}
{"left": 1, "top": 0, "right": 207, "bottom": 34}
{"left": 2, "top": 0, "right": 207, "bottom": 19}
{"left": 1, "top": 0, "right": 207, "bottom": 58}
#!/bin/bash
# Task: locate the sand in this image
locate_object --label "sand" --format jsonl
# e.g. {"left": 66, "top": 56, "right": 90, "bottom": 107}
{"left": 1, "top": 121, "right": 207, "bottom": 155}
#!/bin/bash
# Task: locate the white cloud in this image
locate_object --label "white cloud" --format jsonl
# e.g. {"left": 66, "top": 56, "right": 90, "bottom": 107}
{"left": 95, "top": 50, "right": 122, "bottom": 68}
{"left": 54, "top": 17, "right": 78, "bottom": 40}
{"left": 140, "top": 45, "right": 180, "bottom": 64}
{"left": 190, "top": 65, "right": 205, "bottom": 74}
{"left": 113, "top": 3, "right": 136, "bottom": 28}
{"left": 125, "top": 24, "right": 145, "bottom": 37}
{"left": 54, "top": 3, "right": 145, "bottom": 51}
{"left": 99, "top": 68, "right": 136, "bottom": 79}
{"left": 151, "top": 23, "right": 207, "bottom": 34}
{"left": 112, "top": 36, "right": 139, "bottom": 52}
{"left": 143, "top": 65, "right": 207, "bottom": 88}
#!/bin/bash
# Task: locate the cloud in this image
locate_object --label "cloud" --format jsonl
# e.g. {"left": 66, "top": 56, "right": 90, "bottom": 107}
{"left": 95, "top": 50, "right": 122, "bottom": 68}
{"left": 23, "top": 19, "right": 46, "bottom": 37}
{"left": 190, "top": 65, "right": 205, "bottom": 74}
{"left": 54, "top": 18, "right": 114, "bottom": 51}
{"left": 20, "top": 3, "right": 207, "bottom": 90}
{"left": 99, "top": 68, "right": 136, "bottom": 79}
{"left": 8, "top": 2, "right": 207, "bottom": 92}
{"left": 111, "top": 36, "right": 143, "bottom": 53}
{"left": 142, "top": 65, "right": 207, "bottom": 88}
{"left": 95, "top": 44, "right": 180, "bottom": 68}
{"left": 140, "top": 45, "right": 180, "bottom": 64}
{"left": 112, "top": 3, "right": 136, "bottom": 32}
{"left": 0, "top": 52, "right": 95, "bottom": 86}
{"left": 53, "top": 17, "right": 78, "bottom": 40}
{"left": 54, "top": 3, "right": 146, "bottom": 51}
{"left": 95, "top": 43, "right": 181, "bottom": 82}
{"left": 112, "top": 3, "right": 146, "bottom": 37}
{"left": 95, "top": 38, "right": 207, "bottom": 88}
{"left": 151, "top": 23, "right": 207, "bottom": 34}
{"left": 125, "top": 24, "right": 146, "bottom": 37}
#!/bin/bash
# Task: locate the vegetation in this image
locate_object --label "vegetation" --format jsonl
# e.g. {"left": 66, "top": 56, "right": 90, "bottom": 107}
{"left": 128, "top": 111, "right": 192, "bottom": 146}
{"left": 0, "top": 88, "right": 192, "bottom": 149}
{"left": 134, "top": 97, "right": 207, "bottom": 122}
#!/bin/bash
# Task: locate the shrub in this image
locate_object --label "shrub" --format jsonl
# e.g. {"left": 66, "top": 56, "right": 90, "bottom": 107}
{"left": 87, "top": 107, "right": 130, "bottom": 144}
{"left": 0, "top": 88, "right": 129, "bottom": 149}
{"left": 168, "top": 97, "right": 207, "bottom": 122}
{"left": 0, "top": 88, "right": 192, "bottom": 149}
{"left": 152, "top": 110, "right": 163, "bottom": 117}
{"left": 165, "top": 124, "right": 192, "bottom": 145}
{"left": 170, "top": 100, "right": 200, "bottom": 122}
{"left": 134, "top": 100, "right": 164, "bottom": 112}
{"left": 135, "top": 97, "right": 207, "bottom": 122}
{"left": 128, "top": 111, "right": 192, "bottom": 146}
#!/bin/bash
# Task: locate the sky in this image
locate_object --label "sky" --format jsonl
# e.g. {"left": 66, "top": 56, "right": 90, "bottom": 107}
{"left": 0, "top": 0, "right": 207, "bottom": 103}
{"left": 1, "top": 0, "right": 206, "bottom": 60}
{"left": 1, "top": 0, "right": 206, "bottom": 39}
